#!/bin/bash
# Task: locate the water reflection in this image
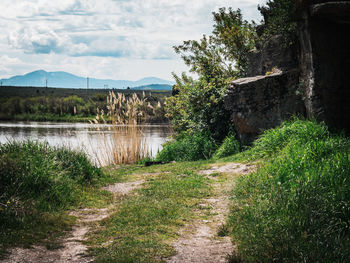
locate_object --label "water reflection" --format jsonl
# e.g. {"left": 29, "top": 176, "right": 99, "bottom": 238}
{"left": 0, "top": 121, "right": 172, "bottom": 164}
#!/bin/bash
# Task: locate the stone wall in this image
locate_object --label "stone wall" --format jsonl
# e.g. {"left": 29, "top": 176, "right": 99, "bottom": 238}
{"left": 224, "top": 70, "right": 305, "bottom": 143}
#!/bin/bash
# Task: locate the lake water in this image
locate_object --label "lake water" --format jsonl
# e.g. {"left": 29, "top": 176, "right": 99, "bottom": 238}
{"left": 0, "top": 121, "right": 172, "bottom": 165}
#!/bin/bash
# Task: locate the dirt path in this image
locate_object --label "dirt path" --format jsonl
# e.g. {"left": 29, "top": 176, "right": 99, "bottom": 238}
{"left": 167, "top": 163, "right": 255, "bottom": 263}
{"left": 0, "top": 180, "right": 145, "bottom": 263}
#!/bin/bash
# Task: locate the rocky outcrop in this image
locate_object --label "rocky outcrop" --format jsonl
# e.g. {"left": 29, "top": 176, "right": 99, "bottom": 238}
{"left": 224, "top": 70, "right": 304, "bottom": 143}
{"left": 225, "top": 0, "right": 350, "bottom": 142}
{"left": 246, "top": 35, "right": 298, "bottom": 77}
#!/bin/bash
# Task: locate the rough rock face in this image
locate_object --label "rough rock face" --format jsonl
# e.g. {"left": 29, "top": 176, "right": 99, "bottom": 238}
{"left": 224, "top": 0, "right": 350, "bottom": 142}
{"left": 224, "top": 70, "right": 304, "bottom": 143}
{"left": 246, "top": 35, "right": 298, "bottom": 77}
{"left": 297, "top": 0, "right": 350, "bottom": 132}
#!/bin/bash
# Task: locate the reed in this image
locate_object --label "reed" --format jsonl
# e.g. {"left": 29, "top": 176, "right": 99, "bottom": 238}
{"left": 91, "top": 91, "right": 158, "bottom": 166}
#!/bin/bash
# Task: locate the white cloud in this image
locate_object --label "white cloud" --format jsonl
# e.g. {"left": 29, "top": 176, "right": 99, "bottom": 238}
{"left": 0, "top": 0, "right": 265, "bottom": 80}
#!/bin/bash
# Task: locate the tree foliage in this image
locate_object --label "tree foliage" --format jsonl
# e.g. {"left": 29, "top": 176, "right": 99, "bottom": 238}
{"left": 167, "top": 8, "right": 256, "bottom": 141}
{"left": 174, "top": 8, "right": 256, "bottom": 79}
{"left": 258, "top": 0, "right": 297, "bottom": 46}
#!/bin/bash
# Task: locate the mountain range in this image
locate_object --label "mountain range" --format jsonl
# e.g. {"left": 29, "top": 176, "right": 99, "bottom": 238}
{"left": 0, "top": 70, "right": 174, "bottom": 90}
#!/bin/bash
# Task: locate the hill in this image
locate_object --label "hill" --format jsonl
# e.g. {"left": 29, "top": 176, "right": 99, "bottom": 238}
{"left": 0, "top": 70, "right": 174, "bottom": 89}
{"left": 130, "top": 84, "right": 172, "bottom": 91}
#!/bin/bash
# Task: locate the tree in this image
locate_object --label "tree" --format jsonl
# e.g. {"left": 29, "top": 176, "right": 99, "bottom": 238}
{"left": 166, "top": 8, "right": 256, "bottom": 141}
{"left": 174, "top": 8, "right": 256, "bottom": 79}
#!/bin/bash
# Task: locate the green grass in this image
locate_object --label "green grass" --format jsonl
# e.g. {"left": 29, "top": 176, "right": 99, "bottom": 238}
{"left": 88, "top": 161, "right": 213, "bottom": 263}
{"left": 0, "top": 141, "right": 106, "bottom": 256}
{"left": 213, "top": 133, "right": 240, "bottom": 159}
{"left": 227, "top": 119, "right": 350, "bottom": 262}
{"left": 156, "top": 132, "right": 217, "bottom": 162}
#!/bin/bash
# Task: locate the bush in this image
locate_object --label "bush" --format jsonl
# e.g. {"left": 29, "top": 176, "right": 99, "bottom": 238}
{"left": 156, "top": 132, "right": 217, "bottom": 162}
{"left": 213, "top": 133, "right": 240, "bottom": 159}
{"left": 229, "top": 119, "right": 350, "bottom": 262}
{"left": 0, "top": 141, "right": 101, "bottom": 225}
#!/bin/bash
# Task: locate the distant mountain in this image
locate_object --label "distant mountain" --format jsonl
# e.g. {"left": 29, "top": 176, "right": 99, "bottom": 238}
{"left": 130, "top": 84, "right": 172, "bottom": 91}
{"left": 0, "top": 70, "right": 174, "bottom": 89}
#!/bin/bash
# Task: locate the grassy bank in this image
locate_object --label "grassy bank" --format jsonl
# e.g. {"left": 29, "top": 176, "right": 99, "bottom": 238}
{"left": 227, "top": 119, "right": 350, "bottom": 262}
{"left": 0, "top": 141, "right": 107, "bottom": 255}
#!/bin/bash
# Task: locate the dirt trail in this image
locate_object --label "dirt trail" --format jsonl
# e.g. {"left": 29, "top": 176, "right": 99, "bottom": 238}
{"left": 0, "top": 180, "right": 145, "bottom": 263}
{"left": 167, "top": 163, "right": 255, "bottom": 263}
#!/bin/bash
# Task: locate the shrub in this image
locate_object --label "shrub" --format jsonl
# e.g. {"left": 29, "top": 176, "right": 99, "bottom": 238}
{"left": 156, "top": 132, "right": 217, "bottom": 162}
{"left": 213, "top": 133, "right": 240, "bottom": 159}
{"left": 229, "top": 119, "right": 350, "bottom": 262}
{"left": 0, "top": 141, "right": 101, "bottom": 225}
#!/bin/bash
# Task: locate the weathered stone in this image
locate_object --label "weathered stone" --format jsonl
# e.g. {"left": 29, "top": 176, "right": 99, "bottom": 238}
{"left": 246, "top": 35, "right": 298, "bottom": 77}
{"left": 224, "top": 70, "right": 305, "bottom": 143}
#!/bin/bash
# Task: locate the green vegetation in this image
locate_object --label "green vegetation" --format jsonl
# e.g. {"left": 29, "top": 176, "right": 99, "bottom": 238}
{"left": 213, "top": 133, "right": 240, "bottom": 159}
{"left": 2, "top": 119, "right": 350, "bottom": 263}
{"left": 166, "top": 0, "right": 297, "bottom": 147}
{"left": 156, "top": 132, "right": 217, "bottom": 162}
{"left": 227, "top": 119, "right": 350, "bottom": 262}
{"left": 0, "top": 86, "right": 170, "bottom": 123}
{"left": 167, "top": 8, "right": 256, "bottom": 143}
{"left": 88, "top": 161, "right": 212, "bottom": 263}
{"left": 0, "top": 141, "right": 105, "bottom": 254}
{"left": 258, "top": 0, "right": 297, "bottom": 46}
{"left": 1, "top": 1, "right": 342, "bottom": 261}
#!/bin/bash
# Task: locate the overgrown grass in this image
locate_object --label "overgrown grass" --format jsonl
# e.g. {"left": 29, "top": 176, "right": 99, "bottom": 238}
{"left": 88, "top": 161, "right": 212, "bottom": 263}
{"left": 0, "top": 140, "right": 104, "bottom": 255}
{"left": 213, "top": 133, "right": 240, "bottom": 159}
{"left": 228, "top": 119, "right": 350, "bottom": 262}
{"left": 156, "top": 132, "right": 217, "bottom": 162}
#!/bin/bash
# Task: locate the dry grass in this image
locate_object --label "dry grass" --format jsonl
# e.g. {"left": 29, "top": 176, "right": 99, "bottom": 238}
{"left": 90, "top": 91, "right": 157, "bottom": 166}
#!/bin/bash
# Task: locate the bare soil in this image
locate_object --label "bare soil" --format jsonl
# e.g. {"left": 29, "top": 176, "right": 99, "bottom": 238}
{"left": 167, "top": 163, "right": 255, "bottom": 263}
{"left": 0, "top": 180, "right": 145, "bottom": 263}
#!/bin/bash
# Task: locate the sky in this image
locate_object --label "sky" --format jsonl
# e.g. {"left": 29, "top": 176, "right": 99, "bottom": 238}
{"left": 0, "top": 0, "right": 265, "bottom": 81}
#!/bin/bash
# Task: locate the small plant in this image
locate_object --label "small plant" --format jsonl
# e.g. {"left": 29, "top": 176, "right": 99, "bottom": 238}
{"left": 213, "top": 133, "right": 240, "bottom": 159}
{"left": 217, "top": 223, "right": 230, "bottom": 237}
{"left": 265, "top": 66, "right": 281, "bottom": 76}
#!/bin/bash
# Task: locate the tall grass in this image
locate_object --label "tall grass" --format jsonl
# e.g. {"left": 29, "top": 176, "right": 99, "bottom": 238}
{"left": 91, "top": 92, "right": 163, "bottom": 166}
{"left": 0, "top": 140, "right": 102, "bottom": 254}
{"left": 228, "top": 119, "right": 350, "bottom": 262}
{"left": 0, "top": 141, "right": 101, "bottom": 222}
